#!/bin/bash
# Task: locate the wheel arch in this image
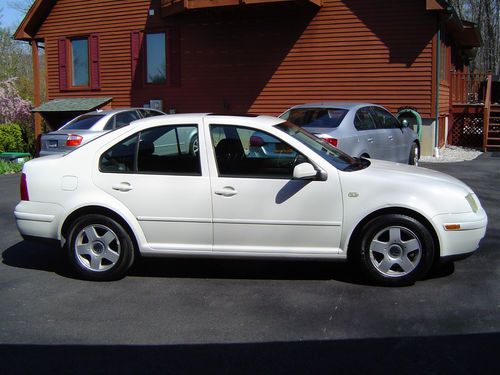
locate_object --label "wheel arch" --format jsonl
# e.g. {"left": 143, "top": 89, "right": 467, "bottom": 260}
{"left": 61, "top": 205, "right": 140, "bottom": 255}
{"left": 346, "top": 207, "right": 440, "bottom": 262}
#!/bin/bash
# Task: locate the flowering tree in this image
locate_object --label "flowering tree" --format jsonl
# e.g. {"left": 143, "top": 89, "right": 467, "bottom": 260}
{"left": 0, "top": 77, "right": 32, "bottom": 126}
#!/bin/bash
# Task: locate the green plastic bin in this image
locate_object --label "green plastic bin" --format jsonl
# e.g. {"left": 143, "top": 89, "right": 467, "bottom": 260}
{"left": 0, "top": 152, "right": 31, "bottom": 163}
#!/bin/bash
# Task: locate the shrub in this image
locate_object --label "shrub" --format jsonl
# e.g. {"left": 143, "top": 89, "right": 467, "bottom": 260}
{"left": 0, "top": 160, "right": 23, "bottom": 174}
{"left": 0, "top": 123, "right": 25, "bottom": 153}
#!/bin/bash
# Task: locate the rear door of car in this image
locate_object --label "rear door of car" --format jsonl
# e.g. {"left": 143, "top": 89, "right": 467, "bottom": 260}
{"left": 353, "top": 106, "right": 386, "bottom": 159}
{"left": 370, "top": 106, "right": 406, "bottom": 162}
{"left": 93, "top": 120, "right": 212, "bottom": 252}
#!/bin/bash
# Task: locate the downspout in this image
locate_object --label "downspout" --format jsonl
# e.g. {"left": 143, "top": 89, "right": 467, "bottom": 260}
{"left": 434, "top": 27, "right": 440, "bottom": 157}
{"left": 434, "top": 5, "right": 456, "bottom": 157}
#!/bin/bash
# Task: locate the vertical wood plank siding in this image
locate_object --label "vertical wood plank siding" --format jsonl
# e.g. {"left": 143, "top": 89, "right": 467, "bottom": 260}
{"left": 37, "top": 0, "right": 436, "bottom": 117}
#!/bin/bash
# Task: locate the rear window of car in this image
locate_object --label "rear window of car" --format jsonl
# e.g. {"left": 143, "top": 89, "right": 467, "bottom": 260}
{"left": 62, "top": 114, "right": 106, "bottom": 130}
{"left": 283, "top": 108, "right": 348, "bottom": 129}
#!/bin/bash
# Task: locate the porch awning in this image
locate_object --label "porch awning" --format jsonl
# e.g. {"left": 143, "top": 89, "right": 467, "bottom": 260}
{"left": 32, "top": 97, "right": 113, "bottom": 112}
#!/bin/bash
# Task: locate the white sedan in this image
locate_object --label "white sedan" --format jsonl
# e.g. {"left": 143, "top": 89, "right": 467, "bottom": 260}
{"left": 15, "top": 114, "right": 487, "bottom": 285}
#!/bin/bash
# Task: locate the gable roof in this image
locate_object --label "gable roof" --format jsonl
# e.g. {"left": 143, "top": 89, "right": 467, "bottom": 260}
{"left": 14, "top": 0, "right": 481, "bottom": 49}
{"left": 14, "top": 0, "right": 57, "bottom": 40}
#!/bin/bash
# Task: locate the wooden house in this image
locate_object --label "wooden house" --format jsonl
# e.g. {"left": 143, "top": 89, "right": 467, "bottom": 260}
{"left": 15, "top": 0, "right": 484, "bottom": 155}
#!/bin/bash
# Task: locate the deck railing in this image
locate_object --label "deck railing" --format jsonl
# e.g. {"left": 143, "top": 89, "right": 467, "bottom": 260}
{"left": 451, "top": 72, "right": 490, "bottom": 105}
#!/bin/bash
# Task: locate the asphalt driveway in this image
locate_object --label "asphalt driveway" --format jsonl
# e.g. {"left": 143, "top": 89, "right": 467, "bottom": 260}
{"left": 0, "top": 154, "right": 499, "bottom": 374}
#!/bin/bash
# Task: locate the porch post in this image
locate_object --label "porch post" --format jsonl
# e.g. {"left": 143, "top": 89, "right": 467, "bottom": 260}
{"left": 31, "top": 39, "right": 42, "bottom": 139}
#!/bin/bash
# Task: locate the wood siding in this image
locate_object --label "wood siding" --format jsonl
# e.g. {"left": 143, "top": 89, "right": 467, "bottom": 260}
{"left": 37, "top": 0, "right": 439, "bottom": 118}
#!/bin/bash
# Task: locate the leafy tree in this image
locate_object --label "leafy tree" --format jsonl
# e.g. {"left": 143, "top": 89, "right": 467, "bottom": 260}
{"left": 450, "top": 0, "right": 500, "bottom": 73}
{"left": 0, "top": 78, "right": 34, "bottom": 153}
{"left": 0, "top": 26, "right": 34, "bottom": 101}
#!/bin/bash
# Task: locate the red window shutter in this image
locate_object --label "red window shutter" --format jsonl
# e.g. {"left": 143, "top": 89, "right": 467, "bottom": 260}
{"left": 58, "top": 38, "right": 68, "bottom": 91}
{"left": 90, "top": 33, "right": 100, "bottom": 90}
{"left": 131, "top": 31, "right": 143, "bottom": 84}
{"left": 169, "top": 27, "right": 181, "bottom": 87}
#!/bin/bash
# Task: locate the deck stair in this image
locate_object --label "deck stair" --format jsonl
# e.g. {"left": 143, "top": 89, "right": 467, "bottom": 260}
{"left": 485, "top": 107, "right": 500, "bottom": 149}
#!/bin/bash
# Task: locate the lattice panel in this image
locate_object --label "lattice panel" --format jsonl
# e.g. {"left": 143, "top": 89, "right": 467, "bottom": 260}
{"left": 449, "top": 114, "right": 483, "bottom": 147}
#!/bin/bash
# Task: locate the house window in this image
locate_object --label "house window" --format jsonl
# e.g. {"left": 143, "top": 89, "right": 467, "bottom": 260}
{"left": 146, "top": 32, "right": 167, "bottom": 84}
{"left": 70, "top": 38, "right": 89, "bottom": 87}
{"left": 58, "top": 34, "right": 100, "bottom": 91}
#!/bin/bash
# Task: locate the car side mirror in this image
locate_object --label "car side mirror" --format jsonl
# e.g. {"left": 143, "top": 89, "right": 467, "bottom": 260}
{"left": 293, "top": 162, "right": 322, "bottom": 180}
{"left": 401, "top": 119, "right": 409, "bottom": 127}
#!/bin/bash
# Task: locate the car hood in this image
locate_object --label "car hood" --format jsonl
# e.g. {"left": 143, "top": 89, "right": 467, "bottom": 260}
{"left": 364, "top": 159, "right": 471, "bottom": 191}
{"left": 337, "top": 159, "right": 478, "bottom": 216}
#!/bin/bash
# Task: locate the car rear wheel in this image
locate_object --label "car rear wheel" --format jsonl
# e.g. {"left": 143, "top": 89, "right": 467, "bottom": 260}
{"left": 66, "top": 214, "right": 135, "bottom": 281}
{"left": 409, "top": 143, "right": 419, "bottom": 166}
{"left": 353, "top": 214, "right": 435, "bottom": 286}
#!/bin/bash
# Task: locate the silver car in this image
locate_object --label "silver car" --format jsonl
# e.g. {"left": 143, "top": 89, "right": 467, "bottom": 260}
{"left": 280, "top": 102, "right": 419, "bottom": 165}
{"left": 39, "top": 108, "right": 165, "bottom": 156}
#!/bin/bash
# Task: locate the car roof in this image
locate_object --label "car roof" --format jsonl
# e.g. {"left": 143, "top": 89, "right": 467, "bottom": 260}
{"left": 287, "top": 102, "right": 381, "bottom": 111}
{"left": 82, "top": 108, "right": 164, "bottom": 116}
{"left": 118, "top": 113, "right": 285, "bottom": 133}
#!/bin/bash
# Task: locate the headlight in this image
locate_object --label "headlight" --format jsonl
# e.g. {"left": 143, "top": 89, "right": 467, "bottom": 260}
{"left": 465, "top": 193, "right": 479, "bottom": 213}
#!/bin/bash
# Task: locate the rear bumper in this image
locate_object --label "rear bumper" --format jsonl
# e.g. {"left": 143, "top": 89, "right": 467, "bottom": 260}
{"left": 14, "top": 201, "right": 66, "bottom": 242}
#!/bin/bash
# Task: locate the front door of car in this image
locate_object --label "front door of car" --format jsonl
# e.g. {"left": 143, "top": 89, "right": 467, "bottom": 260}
{"left": 93, "top": 123, "right": 212, "bottom": 252}
{"left": 206, "top": 123, "right": 343, "bottom": 255}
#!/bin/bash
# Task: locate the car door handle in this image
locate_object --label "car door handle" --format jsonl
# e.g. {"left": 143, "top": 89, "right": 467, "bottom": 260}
{"left": 112, "top": 182, "right": 133, "bottom": 192}
{"left": 367, "top": 137, "right": 374, "bottom": 143}
{"left": 214, "top": 187, "right": 238, "bottom": 197}
{"left": 388, "top": 135, "right": 394, "bottom": 140}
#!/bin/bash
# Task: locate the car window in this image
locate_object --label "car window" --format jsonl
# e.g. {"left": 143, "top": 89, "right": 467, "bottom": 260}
{"left": 354, "top": 107, "right": 377, "bottom": 131}
{"left": 100, "top": 125, "right": 200, "bottom": 175}
{"left": 62, "top": 114, "right": 106, "bottom": 130}
{"left": 138, "top": 109, "right": 164, "bottom": 118}
{"left": 99, "top": 134, "right": 138, "bottom": 172}
{"left": 210, "top": 125, "right": 306, "bottom": 178}
{"left": 115, "top": 111, "right": 140, "bottom": 128}
{"left": 282, "top": 108, "right": 348, "bottom": 129}
{"left": 371, "top": 107, "right": 400, "bottom": 129}
{"left": 275, "top": 121, "right": 368, "bottom": 172}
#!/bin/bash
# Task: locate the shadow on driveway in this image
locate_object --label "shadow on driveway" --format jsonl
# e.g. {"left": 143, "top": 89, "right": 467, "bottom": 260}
{"left": 0, "top": 333, "right": 499, "bottom": 374}
{"left": 2, "top": 240, "right": 454, "bottom": 285}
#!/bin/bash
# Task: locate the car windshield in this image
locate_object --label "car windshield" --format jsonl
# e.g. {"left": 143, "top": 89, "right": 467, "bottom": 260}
{"left": 62, "top": 114, "right": 106, "bottom": 130}
{"left": 281, "top": 108, "right": 348, "bottom": 128}
{"left": 275, "top": 121, "right": 369, "bottom": 171}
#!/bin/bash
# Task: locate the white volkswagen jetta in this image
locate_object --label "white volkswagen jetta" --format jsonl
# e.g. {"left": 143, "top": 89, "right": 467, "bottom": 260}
{"left": 14, "top": 114, "right": 487, "bottom": 285}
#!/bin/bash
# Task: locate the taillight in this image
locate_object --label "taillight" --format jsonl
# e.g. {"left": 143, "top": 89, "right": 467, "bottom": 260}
{"left": 66, "top": 134, "right": 83, "bottom": 147}
{"left": 323, "top": 137, "right": 338, "bottom": 147}
{"left": 20, "top": 173, "right": 29, "bottom": 201}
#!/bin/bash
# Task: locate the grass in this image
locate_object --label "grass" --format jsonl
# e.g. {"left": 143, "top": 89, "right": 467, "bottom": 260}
{"left": 0, "top": 160, "right": 24, "bottom": 174}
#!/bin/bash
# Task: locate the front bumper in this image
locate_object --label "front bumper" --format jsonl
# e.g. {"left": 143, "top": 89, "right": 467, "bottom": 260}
{"left": 433, "top": 209, "right": 488, "bottom": 258}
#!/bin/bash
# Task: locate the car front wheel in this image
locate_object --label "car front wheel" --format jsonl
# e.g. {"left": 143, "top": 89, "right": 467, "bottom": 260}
{"left": 66, "top": 214, "right": 135, "bottom": 281}
{"left": 353, "top": 214, "right": 435, "bottom": 286}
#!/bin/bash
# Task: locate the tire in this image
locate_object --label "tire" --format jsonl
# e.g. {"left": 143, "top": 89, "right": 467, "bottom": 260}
{"left": 409, "top": 142, "right": 419, "bottom": 166}
{"left": 189, "top": 136, "right": 199, "bottom": 156}
{"left": 352, "top": 214, "right": 435, "bottom": 286}
{"left": 66, "top": 214, "right": 135, "bottom": 281}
